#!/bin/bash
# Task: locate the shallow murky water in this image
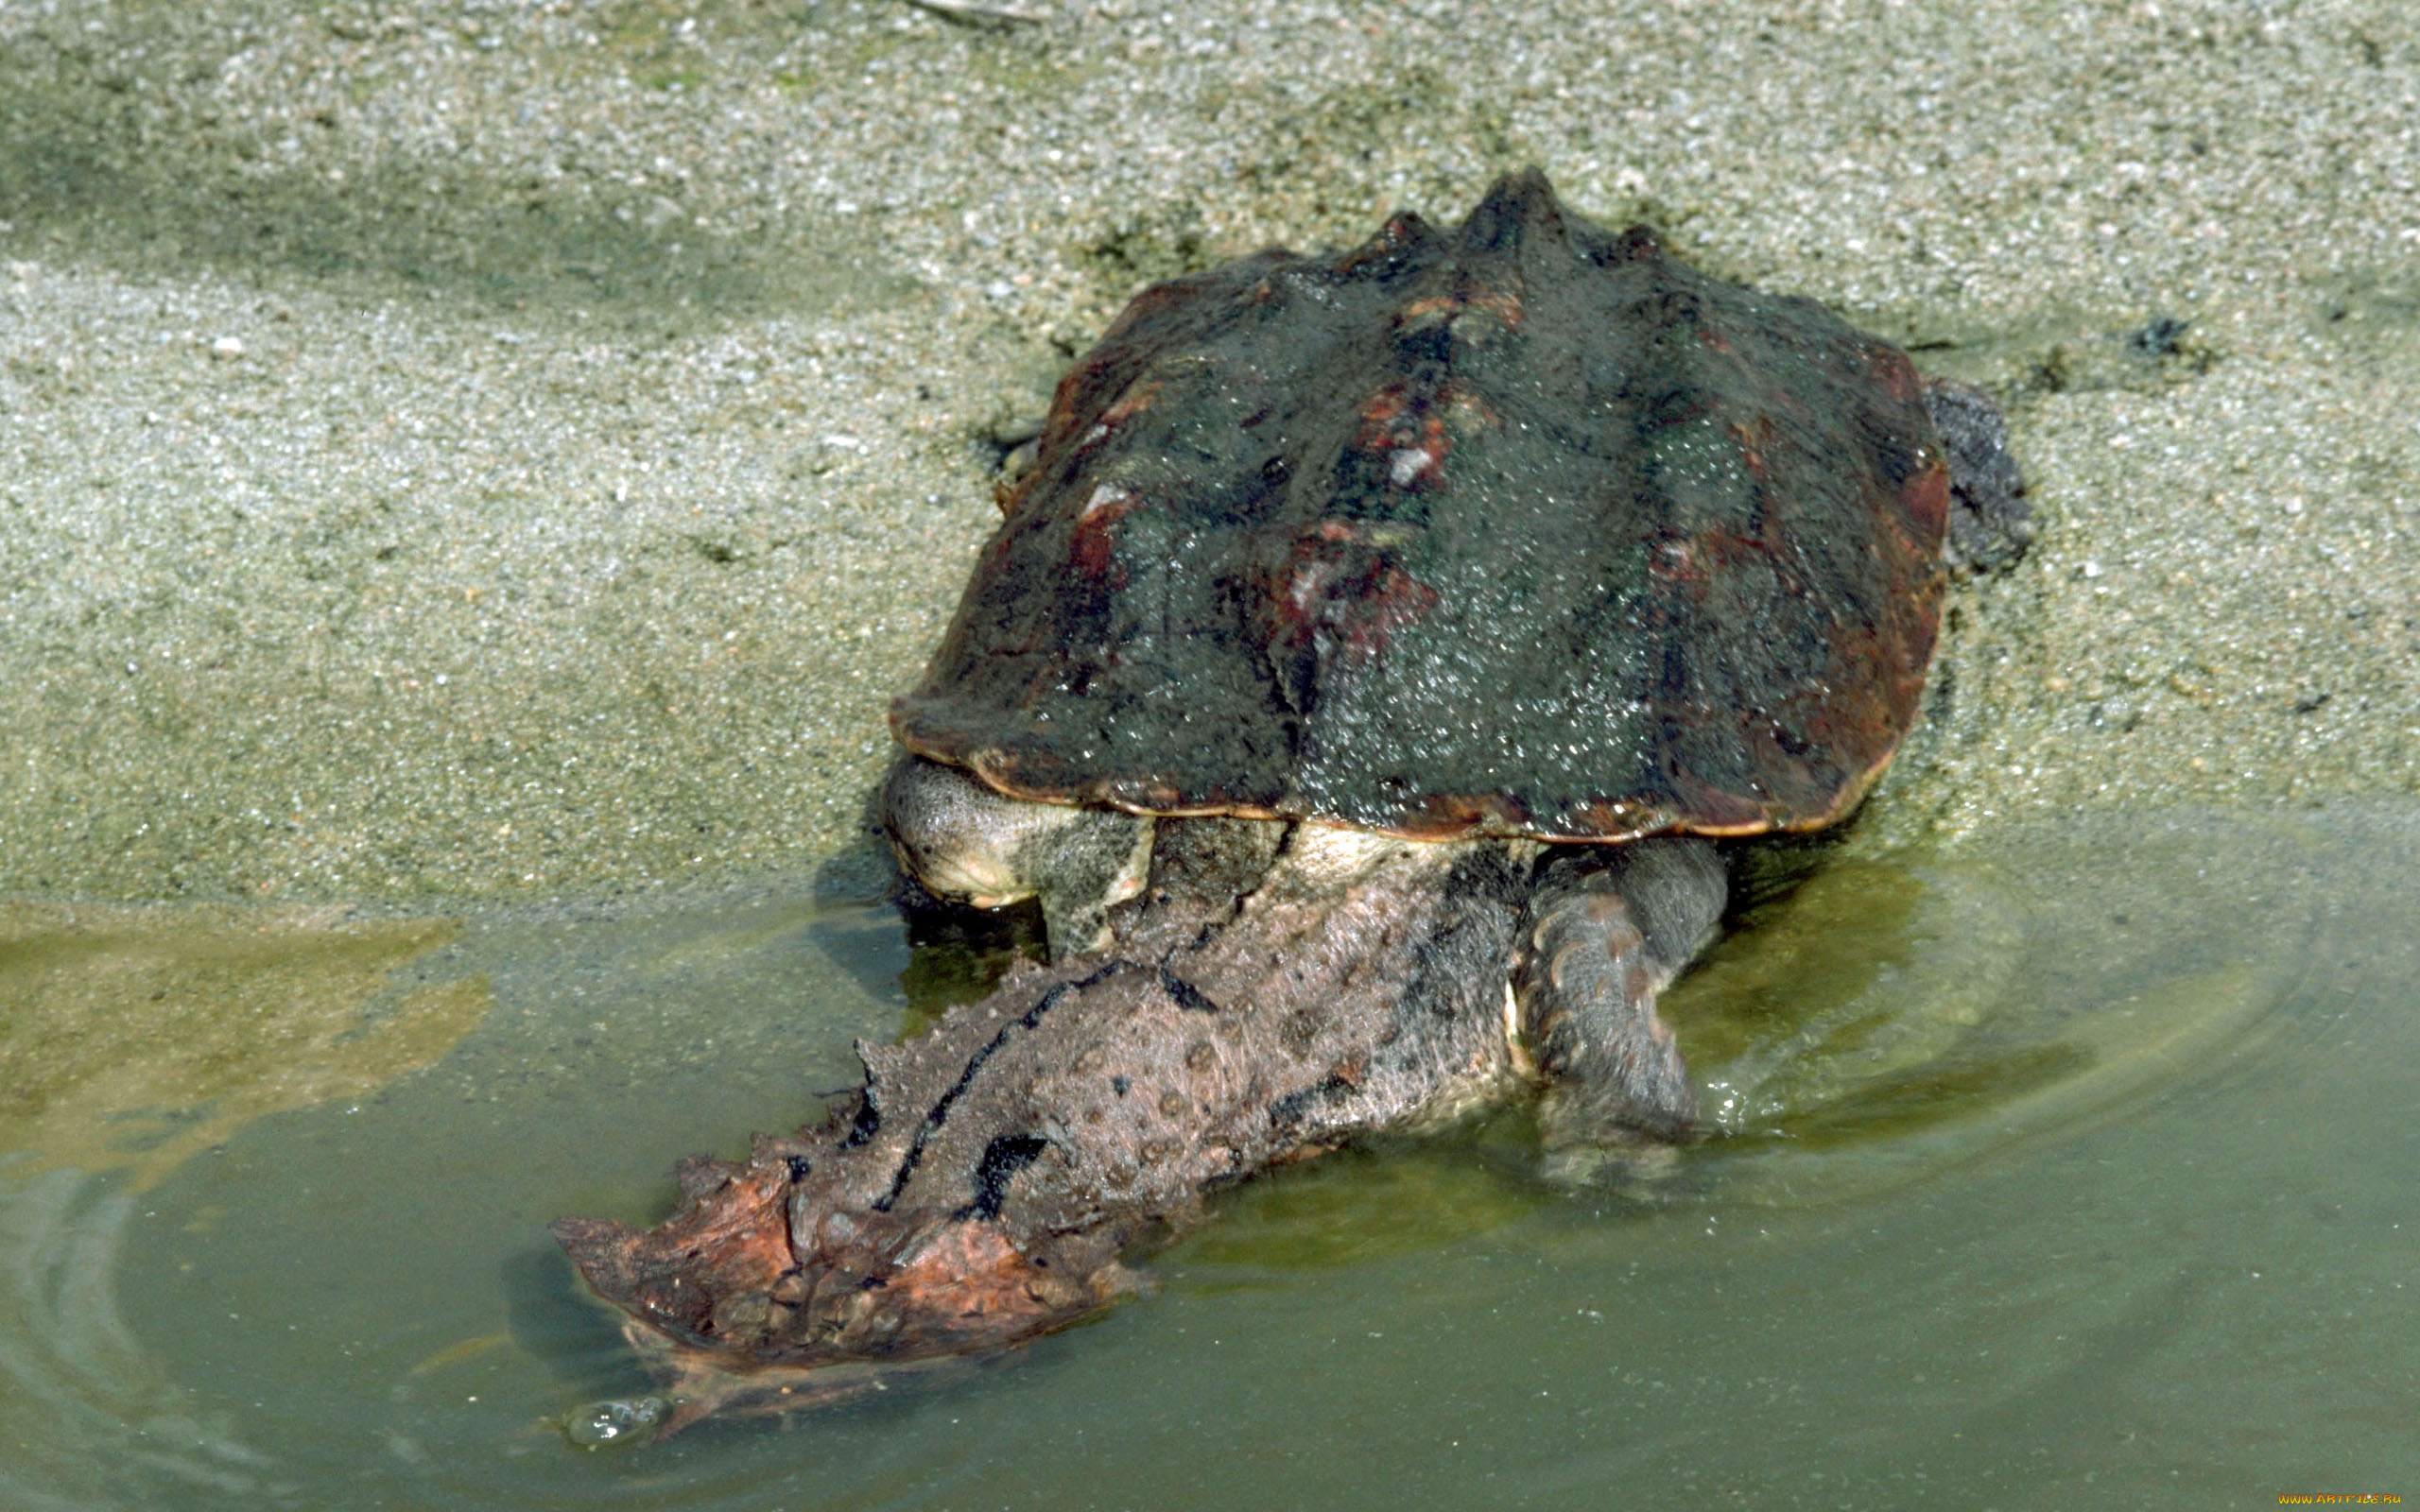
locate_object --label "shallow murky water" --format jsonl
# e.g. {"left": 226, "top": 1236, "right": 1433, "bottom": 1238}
{"left": 4, "top": 809, "right": 2414, "bottom": 1510}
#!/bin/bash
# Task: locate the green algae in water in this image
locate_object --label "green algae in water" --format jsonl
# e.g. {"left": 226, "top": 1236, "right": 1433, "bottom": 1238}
{"left": 1656, "top": 815, "right": 2314, "bottom": 1205}
{"left": 1176, "top": 1125, "right": 1552, "bottom": 1276}
{"left": 3, "top": 809, "right": 2414, "bottom": 1508}
{"left": 0, "top": 902, "right": 493, "bottom": 1190}
{"left": 894, "top": 897, "right": 1048, "bottom": 1040}
{"left": 0, "top": 902, "right": 492, "bottom": 1509}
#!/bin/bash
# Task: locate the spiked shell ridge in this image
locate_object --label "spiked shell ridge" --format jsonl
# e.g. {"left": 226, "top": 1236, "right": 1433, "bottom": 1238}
{"left": 893, "top": 170, "right": 1950, "bottom": 842}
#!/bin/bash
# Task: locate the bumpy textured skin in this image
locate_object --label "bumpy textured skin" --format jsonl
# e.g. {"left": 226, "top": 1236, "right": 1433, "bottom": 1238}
{"left": 552, "top": 828, "right": 1530, "bottom": 1430}
{"left": 1923, "top": 378, "right": 2032, "bottom": 574}
{"left": 880, "top": 756, "right": 1154, "bottom": 957}
{"left": 556, "top": 176, "right": 2033, "bottom": 1431}
{"left": 892, "top": 169, "right": 1951, "bottom": 842}
{"left": 1512, "top": 838, "right": 1726, "bottom": 1145}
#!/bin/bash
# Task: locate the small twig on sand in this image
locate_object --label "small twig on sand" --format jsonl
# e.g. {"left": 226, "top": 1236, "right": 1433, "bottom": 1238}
{"left": 903, "top": 0, "right": 1051, "bottom": 26}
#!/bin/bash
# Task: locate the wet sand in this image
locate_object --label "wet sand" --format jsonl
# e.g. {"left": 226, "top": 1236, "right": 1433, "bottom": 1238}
{"left": 2, "top": 0, "right": 2413, "bottom": 902}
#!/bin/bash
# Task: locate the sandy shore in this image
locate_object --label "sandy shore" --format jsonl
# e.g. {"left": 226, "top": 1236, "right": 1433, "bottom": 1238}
{"left": 1, "top": 0, "right": 2412, "bottom": 902}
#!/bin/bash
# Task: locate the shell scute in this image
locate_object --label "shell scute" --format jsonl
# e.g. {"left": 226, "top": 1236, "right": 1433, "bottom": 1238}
{"left": 894, "top": 170, "right": 1949, "bottom": 841}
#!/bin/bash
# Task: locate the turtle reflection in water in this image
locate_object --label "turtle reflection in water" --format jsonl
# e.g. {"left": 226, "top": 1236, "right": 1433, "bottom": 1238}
{"left": 553, "top": 170, "right": 2031, "bottom": 1433}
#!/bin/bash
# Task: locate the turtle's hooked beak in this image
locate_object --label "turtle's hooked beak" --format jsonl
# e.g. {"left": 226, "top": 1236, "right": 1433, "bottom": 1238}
{"left": 551, "top": 1133, "right": 1137, "bottom": 1436}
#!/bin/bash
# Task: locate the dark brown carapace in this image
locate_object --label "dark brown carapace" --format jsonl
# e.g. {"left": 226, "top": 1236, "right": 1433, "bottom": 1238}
{"left": 892, "top": 168, "right": 1949, "bottom": 845}
{"left": 556, "top": 171, "right": 2007, "bottom": 1435}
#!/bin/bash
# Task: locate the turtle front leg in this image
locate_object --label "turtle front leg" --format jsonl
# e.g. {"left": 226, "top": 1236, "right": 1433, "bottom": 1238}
{"left": 879, "top": 755, "right": 1154, "bottom": 959}
{"left": 1512, "top": 838, "right": 1726, "bottom": 1146}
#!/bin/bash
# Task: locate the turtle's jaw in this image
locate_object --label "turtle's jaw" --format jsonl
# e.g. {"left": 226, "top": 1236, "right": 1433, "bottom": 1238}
{"left": 601, "top": 1317, "right": 955, "bottom": 1437}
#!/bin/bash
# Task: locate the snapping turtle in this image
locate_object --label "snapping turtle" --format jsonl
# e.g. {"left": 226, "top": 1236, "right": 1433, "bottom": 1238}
{"left": 883, "top": 166, "right": 2026, "bottom": 1143}
{"left": 553, "top": 170, "right": 2028, "bottom": 1429}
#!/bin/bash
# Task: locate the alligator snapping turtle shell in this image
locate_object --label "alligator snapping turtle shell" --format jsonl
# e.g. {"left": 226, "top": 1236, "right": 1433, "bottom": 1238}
{"left": 893, "top": 169, "right": 1950, "bottom": 842}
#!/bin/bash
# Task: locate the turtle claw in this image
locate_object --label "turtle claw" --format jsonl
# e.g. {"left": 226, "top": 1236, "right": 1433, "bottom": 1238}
{"left": 1533, "top": 1135, "right": 1686, "bottom": 1193}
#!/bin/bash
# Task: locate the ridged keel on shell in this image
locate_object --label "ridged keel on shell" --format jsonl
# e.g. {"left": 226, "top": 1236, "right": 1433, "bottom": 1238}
{"left": 893, "top": 170, "right": 1949, "bottom": 841}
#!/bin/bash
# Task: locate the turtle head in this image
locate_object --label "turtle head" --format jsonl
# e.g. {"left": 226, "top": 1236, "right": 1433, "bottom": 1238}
{"left": 551, "top": 1135, "right": 1136, "bottom": 1435}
